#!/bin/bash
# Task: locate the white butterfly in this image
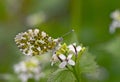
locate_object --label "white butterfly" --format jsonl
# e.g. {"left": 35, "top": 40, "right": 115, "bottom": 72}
{"left": 15, "top": 29, "right": 62, "bottom": 56}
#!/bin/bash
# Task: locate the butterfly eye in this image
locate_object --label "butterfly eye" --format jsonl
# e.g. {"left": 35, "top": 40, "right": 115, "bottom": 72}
{"left": 15, "top": 29, "right": 61, "bottom": 56}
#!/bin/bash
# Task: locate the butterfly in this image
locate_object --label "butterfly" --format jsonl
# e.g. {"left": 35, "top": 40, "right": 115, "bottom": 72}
{"left": 15, "top": 29, "right": 62, "bottom": 56}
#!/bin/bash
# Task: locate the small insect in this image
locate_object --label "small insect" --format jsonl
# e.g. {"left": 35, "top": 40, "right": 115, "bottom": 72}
{"left": 15, "top": 29, "right": 62, "bottom": 56}
{"left": 15, "top": 29, "right": 74, "bottom": 56}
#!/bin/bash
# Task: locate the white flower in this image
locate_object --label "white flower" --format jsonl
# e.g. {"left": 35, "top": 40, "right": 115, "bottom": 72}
{"left": 59, "top": 54, "right": 75, "bottom": 68}
{"left": 14, "top": 57, "right": 43, "bottom": 82}
{"left": 109, "top": 20, "right": 120, "bottom": 33}
{"left": 110, "top": 10, "right": 120, "bottom": 34}
{"left": 51, "top": 54, "right": 59, "bottom": 66}
{"left": 68, "top": 43, "right": 82, "bottom": 54}
{"left": 51, "top": 44, "right": 62, "bottom": 66}
{"left": 110, "top": 10, "right": 120, "bottom": 21}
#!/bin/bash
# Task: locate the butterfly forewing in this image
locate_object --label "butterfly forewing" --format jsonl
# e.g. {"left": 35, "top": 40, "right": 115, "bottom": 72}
{"left": 15, "top": 29, "right": 59, "bottom": 56}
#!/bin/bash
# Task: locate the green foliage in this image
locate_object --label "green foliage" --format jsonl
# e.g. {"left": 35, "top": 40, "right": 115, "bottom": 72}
{"left": 48, "top": 69, "right": 76, "bottom": 82}
{"left": 105, "top": 36, "right": 120, "bottom": 57}
{"left": 1, "top": 0, "right": 120, "bottom": 82}
{"left": 48, "top": 48, "right": 99, "bottom": 82}
{"left": 79, "top": 51, "right": 98, "bottom": 73}
{"left": 0, "top": 74, "right": 20, "bottom": 82}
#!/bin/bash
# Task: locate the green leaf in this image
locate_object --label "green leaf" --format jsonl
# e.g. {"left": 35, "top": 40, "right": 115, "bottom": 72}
{"left": 47, "top": 69, "right": 76, "bottom": 82}
{"left": 79, "top": 51, "right": 98, "bottom": 73}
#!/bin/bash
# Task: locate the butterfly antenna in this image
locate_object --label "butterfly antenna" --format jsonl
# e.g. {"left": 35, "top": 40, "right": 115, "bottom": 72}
{"left": 62, "top": 29, "right": 74, "bottom": 38}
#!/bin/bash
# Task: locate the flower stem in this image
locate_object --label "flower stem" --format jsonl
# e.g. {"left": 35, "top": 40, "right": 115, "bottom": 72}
{"left": 72, "top": 67, "right": 80, "bottom": 82}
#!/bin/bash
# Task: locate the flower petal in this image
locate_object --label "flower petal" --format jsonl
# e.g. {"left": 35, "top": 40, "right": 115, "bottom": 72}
{"left": 68, "top": 45, "right": 75, "bottom": 53}
{"left": 51, "top": 54, "right": 58, "bottom": 66}
{"left": 76, "top": 46, "right": 82, "bottom": 52}
{"left": 68, "top": 60, "right": 75, "bottom": 66}
{"left": 67, "top": 54, "right": 73, "bottom": 59}
{"left": 68, "top": 45, "right": 74, "bottom": 50}
{"left": 72, "top": 43, "right": 76, "bottom": 46}
{"left": 59, "top": 54, "right": 66, "bottom": 60}
{"left": 59, "top": 61, "right": 67, "bottom": 68}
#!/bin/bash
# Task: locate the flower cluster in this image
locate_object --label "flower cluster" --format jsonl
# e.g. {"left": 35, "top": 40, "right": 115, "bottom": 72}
{"left": 14, "top": 57, "right": 43, "bottom": 82}
{"left": 51, "top": 43, "right": 85, "bottom": 68}
{"left": 15, "top": 29, "right": 61, "bottom": 56}
{"left": 110, "top": 10, "right": 120, "bottom": 33}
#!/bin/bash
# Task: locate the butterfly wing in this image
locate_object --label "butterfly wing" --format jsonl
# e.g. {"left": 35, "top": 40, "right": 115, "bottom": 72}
{"left": 15, "top": 29, "right": 57, "bottom": 56}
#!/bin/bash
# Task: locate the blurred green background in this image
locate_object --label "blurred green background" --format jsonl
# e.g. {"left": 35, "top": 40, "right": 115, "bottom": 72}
{"left": 0, "top": 0, "right": 120, "bottom": 82}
